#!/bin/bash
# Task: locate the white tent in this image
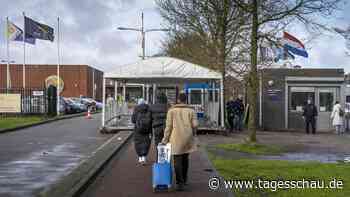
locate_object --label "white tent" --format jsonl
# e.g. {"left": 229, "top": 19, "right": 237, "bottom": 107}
{"left": 104, "top": 57, "right": 222, "bottom": 83}
{"left": 102, "top": 57, "right": 224, "bottom": 127}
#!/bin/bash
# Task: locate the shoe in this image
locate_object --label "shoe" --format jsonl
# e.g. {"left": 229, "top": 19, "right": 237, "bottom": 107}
{"left": 176, "top": 184, "right": 185, "bottom": 191}
{"left": 138, "top": 157, "right": 143, "bottom": 164}
{"left": 141, "top": 156, "right": 147, "bottom": 165}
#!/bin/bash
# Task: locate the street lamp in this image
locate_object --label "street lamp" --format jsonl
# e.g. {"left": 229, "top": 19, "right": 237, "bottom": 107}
{"left": 1, "top": 60, "right": 15, "bottom": 89}
{"left": 117, "top": 12, "right": 169, "bottom": 60}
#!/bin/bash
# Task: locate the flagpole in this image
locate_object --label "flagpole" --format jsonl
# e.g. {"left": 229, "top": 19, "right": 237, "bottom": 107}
{"left": 6, "top": 17, "right": 10, "bottom": 92}
{"left": 22, "top": 12, "right": 26, "bottom": 89}
{"left": 57, "top": 17, "right": 60, "bottom": 116}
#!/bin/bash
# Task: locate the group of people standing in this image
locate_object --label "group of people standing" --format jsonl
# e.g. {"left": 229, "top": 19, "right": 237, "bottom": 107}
{"left": 131, "top": 93, "right": 198, "bottom": 191}
{"left": 226, "top": 95, "right": 245, "bottom": 132}
{"left": 302, "top": 99, "right": 346, "bottom": 135}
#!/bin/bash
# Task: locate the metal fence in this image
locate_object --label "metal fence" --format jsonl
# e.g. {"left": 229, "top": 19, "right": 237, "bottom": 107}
{"left": 0, "top": 88, "right": 47, "bottom": 116}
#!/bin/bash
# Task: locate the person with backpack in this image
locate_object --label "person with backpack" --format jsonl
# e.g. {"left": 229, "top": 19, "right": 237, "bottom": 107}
{"left": 331, "top": 101, "right": 344, "bottom": 135}
{"left": 161, "top": 93, "right": 198, "bottom": 191}
{"left": 150, "top": 93, "right": 169, "bottom": 160}
{"left": 131, "top": 98, "right": 152, "bottom": 165}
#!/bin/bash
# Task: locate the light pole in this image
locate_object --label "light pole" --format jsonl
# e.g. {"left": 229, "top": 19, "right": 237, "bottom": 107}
{"left": 1, "top": 60, "right": 15, "bottom": 89}
{"left": 117, "top": 12, "right": 169, "bottom": 60}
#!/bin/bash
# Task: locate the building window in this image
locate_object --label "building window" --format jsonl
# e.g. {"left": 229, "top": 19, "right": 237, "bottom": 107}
{"left": 346, "top": 95, "right": 350, "bottom": 103}
{"left": 289, "top": 87, "right": 315, "bottom": 112}
{"left": 319, "top": 92, "right": 333, "bottom": 112}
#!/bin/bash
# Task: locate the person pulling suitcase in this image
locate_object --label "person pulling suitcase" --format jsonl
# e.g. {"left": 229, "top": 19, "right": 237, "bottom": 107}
{"left": 160, "top": 93, "right": 199, "bottom": 191}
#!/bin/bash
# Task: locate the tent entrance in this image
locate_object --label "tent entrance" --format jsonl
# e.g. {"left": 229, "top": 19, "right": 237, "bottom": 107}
{"left": 100, "top": 57, "right": 224, "bottom": 133}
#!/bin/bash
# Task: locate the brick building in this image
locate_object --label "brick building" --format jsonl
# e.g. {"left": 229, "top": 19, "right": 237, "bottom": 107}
{"left": 0, "top": 64, "right": 103, "bottom": 101}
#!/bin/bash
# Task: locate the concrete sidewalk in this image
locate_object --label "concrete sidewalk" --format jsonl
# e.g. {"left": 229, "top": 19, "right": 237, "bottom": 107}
{"left": 0, "top": 114, "right": 115, "bottom": 197}
{"left": 80, "top": 139, "right": 231, "bottom": 197}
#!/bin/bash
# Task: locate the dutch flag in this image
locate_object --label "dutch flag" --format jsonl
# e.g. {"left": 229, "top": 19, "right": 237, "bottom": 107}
{"left": 282, "top": 32, "right": 308, "bottom": 58}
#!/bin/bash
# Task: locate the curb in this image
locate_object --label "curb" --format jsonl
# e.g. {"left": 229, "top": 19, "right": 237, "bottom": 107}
{"left": 199, "top": 144, "right": 234, "bottom": 197}
{"left": 39, "top": 130, "right": 133, "bottom": 197}
{"left": 0, "top": 112, "right": 100, "bottom": 134}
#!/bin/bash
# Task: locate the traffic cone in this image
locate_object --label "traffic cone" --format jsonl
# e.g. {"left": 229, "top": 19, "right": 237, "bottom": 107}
{"left": 86, "top": 108, "right": 92, "bottom": 119}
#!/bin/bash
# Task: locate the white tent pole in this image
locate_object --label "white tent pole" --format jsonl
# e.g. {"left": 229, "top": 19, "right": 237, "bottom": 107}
{"left": 201, "top": 88, "right": 204, "bottom": 107}
{"left": 212, "top": 81, "right": 215, "bottom": 102}
{"left": 114, "top": 81, "right": 118, "bottom": 100}
{"left": 146, "top": 84, "right": 149, "bottom": 103}
{"left": 152, "top": 84, "right": 156, "bottom": 104}
{"left": 102, "top": 77, "right": 106, "bottom": 127}
{"left": 220, "top": 78, "right": 224, "bottom": 127}
{"left": 123, "top": 82, "right": 126, "bottom": 102}
{"left": 142, "top": 84, "right": 145, "bottom": 99}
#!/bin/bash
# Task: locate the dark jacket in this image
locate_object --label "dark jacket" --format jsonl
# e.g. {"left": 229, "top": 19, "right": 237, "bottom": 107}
{"left": 226, "top": 100, "right": 235, "bottom": 116}
{"left": 131, "top": 104, "right": 152, "bottom": 133}
{"left": 150, "top": 103, "right": 168, "bottom": 146}
{"left": 131, "top": 103, "right": 152, "bottom": 156}
{"left": 227, "top": 99, "right": 244, "bottom": 116}
{"left": 150, "top": 103, "right": 168, "bottom": 128}
{"left": 233, "top": 99, "right": 244, "bottom": 116}
{"left": 303, "top": 104, "right": 318, "bottom": 119}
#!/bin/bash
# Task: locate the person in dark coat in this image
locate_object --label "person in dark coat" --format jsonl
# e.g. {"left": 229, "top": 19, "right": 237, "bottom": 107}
{"left": 131, "top": 98, "right": 152, "bottom": 165}
{"left": 226, "top": 96, "right": 235, "bottom": 132}
{"left": 302, "top": 99, "right": 318, "bottom": 134}
{"left": 232, "top": 95, "right": 244, "bottom": 131}
{"left": 150, "top": 93, "right": 168, "bottom": 152}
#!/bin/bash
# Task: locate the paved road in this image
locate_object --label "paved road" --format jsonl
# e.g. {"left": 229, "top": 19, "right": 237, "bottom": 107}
{"left": 0, "top": 114, "right": 114, "bottom": 197}
{"left": 80, "top": 139, "right": 230, "bottom": 197}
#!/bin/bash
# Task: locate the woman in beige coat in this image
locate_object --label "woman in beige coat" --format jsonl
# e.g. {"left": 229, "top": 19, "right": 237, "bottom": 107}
{"left": 161, "top": 93, "right": 198, "bottom": 191}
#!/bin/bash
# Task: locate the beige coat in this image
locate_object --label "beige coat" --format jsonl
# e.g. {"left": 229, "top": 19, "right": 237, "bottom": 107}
{"left": 161, "top": 104, "right": 199, "bottom": 155}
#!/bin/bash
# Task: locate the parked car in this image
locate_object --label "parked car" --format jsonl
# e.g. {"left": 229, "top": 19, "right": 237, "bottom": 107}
{"left": 95, "top": 101, "right": 103, "bottom": 110}
{"left": 64, "top": 98, "right": 87, "bottom": 113}
{"left": 60, "top": 97, "right": 73, "bottom": 114}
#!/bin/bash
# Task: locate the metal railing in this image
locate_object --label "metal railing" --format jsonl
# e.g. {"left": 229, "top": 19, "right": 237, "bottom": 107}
{"left": 0, "top": 88, "right": 47, "bottom": 116}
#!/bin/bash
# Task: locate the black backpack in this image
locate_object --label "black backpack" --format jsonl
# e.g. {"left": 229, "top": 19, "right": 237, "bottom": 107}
{"left": 135, "top": 109, "right": 152, "bottom": 134}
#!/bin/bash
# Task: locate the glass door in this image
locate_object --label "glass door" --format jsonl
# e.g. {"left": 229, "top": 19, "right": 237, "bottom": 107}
{"left": 317, "top": 88, "right": 336, "bottom": 131}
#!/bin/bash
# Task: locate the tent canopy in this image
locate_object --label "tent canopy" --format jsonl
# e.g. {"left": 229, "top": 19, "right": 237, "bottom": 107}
{"left": 104, "top": 57, "right": 222, "bottom": 83}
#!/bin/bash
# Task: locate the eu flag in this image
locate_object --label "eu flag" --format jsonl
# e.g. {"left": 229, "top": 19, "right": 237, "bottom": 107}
{"left": 25, "top": 16, "right": 54, "bottom": 42}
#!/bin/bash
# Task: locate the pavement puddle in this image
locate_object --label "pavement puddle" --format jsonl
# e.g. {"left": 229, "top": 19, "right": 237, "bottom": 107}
{"left": 262, "top": 153, "right": 346, "bottom": 163}
{"left": 208, "top": 147, "right": 349, "bottom": 163}
{"left": 0, "top": 143, "right": 86, "bottom": 197}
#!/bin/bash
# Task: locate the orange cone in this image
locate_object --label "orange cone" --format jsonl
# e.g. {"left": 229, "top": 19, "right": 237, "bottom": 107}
{"left": 86, "top": 109, "right": 92, "bottom": 119}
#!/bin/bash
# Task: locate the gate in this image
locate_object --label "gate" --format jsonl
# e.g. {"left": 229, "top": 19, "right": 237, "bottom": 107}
{"left": 0, "top": 88, "right": 47, "bottom": 116}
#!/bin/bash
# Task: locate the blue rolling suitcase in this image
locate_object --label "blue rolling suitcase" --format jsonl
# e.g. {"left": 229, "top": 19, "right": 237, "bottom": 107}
{"left": 152, "top": 144, "right": 172, "bottom": 192}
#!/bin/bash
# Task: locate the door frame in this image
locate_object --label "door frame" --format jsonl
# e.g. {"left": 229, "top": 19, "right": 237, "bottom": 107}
{"left": 285, "top": 83, "right": 343, "bottom": 129}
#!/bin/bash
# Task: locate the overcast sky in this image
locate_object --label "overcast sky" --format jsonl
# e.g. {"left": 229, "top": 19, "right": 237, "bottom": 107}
{"left": 0, "top": 0, "right": 349, "bottom": 72}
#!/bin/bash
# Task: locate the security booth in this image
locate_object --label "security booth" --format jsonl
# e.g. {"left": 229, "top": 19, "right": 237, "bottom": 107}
{"left": 100, "top": 57, "right": 224, "bottom": 133}
{"left": 259, "top": 68, "right": 345, "bottom": 132}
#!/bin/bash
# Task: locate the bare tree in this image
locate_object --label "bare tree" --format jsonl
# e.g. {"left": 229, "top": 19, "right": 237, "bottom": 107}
{"left": 157, "top": 0, "right": 343, "bottom": 142}
{"left": 231, "top": 0, "right": 344, "bottom": 142}
{"left": 156, "top": 0, "right": 250, "bottom": 108}
{"left": 161, "top": 31, "right": 218, "bottom": 70}
{"left": 334, "top": 26, "right": 350, "bottom": 55}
